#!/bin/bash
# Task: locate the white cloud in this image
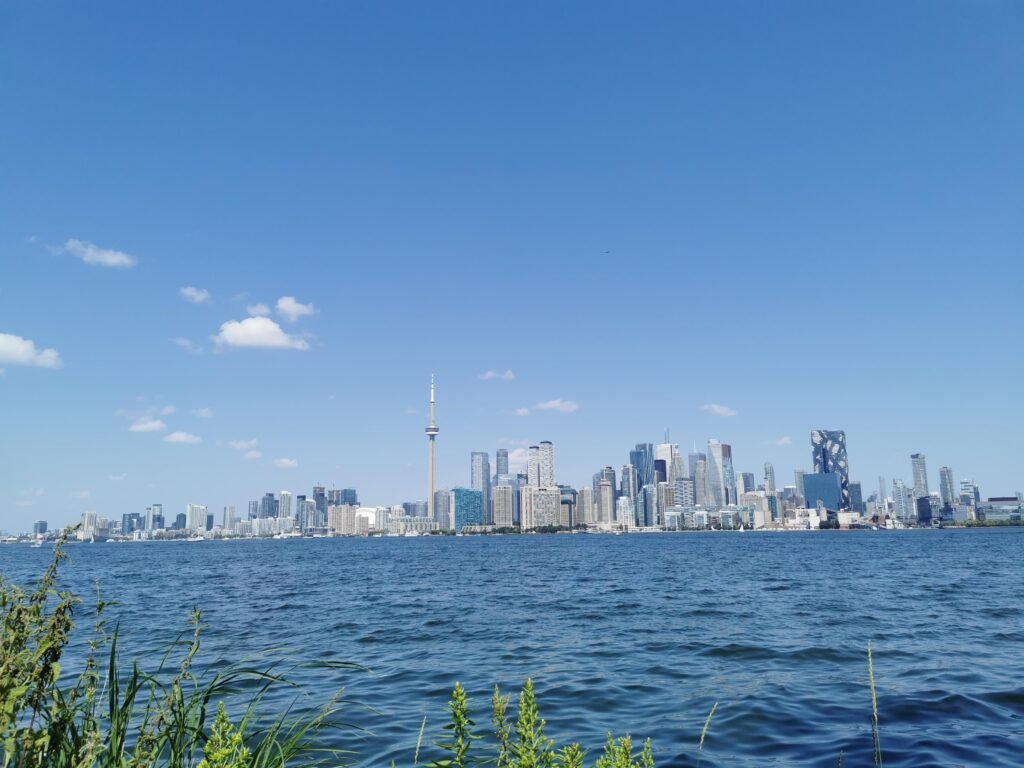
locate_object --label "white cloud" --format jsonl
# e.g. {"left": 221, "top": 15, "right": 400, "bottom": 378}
{"left": 62, "top": 239, "right": 136, "bottom": 268}
{"left": 19, "top": 488, "right": 45, "bottom": 497}
{"left": 273, "top": 457, "right": 298, "bottom": 469}
{"left": 497, "top": 438, "right": 530, "bottom": 446}
{"left": 192, "top": 407, "right": 215, "bottom": 418}
{"left": 243, "top": 449, "right": 262, "bottom": 460}
{"left": 172, "top": 337, "right": 203, "bottom": 354}
{"left": 214, "top": 317, "right": 309, "bottom": 350}
{"left": 70, "top": 490, "right": 90, "bottom": 500}
{"left": 535, "top": 399, "right": 579, "bottom": 413}
{"left": 15, "top": 500, "right": 33, "bottom": 507}
{"left": 276, "top": 296, "right": 315, "bottom": 322}
{"left": 702, "top": 403, "right": 737, "bottom": 417}
{"left": 515, "top": 407, "right": 531, "bottom": 417}
{"left": 228, "top": 438, "right": 258, "bottom": 451}
{"left": 478, "top": 369, "right": 515, "bottom": 381}
{"left": 179, "top": 286, "right": 211, "bottom": 304}
{"left": 129, "top": 417, "right": 166, "bottom": 433}
{"left": 109, "top": 472, "right": 127, "bottom": 481}
{"left": 507, "top": 447, "right": 530, "bottom": 471}
{"left": 159, "top": 404, "right": 176, "bottom": 416}
{"left": 164, "top": 431, "right": 201, "bottom": 444}
{"left": 775, "top": 436, "right": 792, "bottom": 446}
{"left": 0, "top": 333, "right": 62, "bottom": 368}
{"left": 246, "top": 303, "right": 271, "bottom": 317}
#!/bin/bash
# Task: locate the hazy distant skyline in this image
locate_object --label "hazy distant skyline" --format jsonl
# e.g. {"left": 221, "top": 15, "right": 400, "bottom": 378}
{"left": 3, "top": 2, "right": 1022, "bottom": 530}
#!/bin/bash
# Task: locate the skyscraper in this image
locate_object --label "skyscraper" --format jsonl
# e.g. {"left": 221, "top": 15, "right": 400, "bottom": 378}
{"left": 706, "top": 439, "right": 735, "bottom": 507}
{"left": 687, "top": 451, "right": 704, "bottom": 481}
{"left": 425, "top": 375, "right": 439, "bottom": 519}
{"left": 450, "top": 488, "right": 484, "bottom": 532}
{"left": 630, "top": 444, "right": 655, "bottom": 488}
{"left": 471, "top": 451, "right": 491, "bottom": 522}
{"left": 527, "top": 445, "right": 541, "bottom": 486}
{"left": 794, "top": 470, "right": 807, "bottom": 502}
{"left": 764, "top": 462, "right": 777, "bottom": 495}
{"left": 539, "top": 441, "right": 555, "bottom": 486}
{"left": 939, "top": 466, "right": 956, "bottom": 508}
{"left": 186, "top": 503, "right": 208, "bottom": 533}
{"left": 810, "top": 430, "right": 850, "bottom": 510}
{"left": 520, "top": 485, "right": 560, "bottom": 529}
{"left": 911, "top": 453, "right": 929, "bottom": 500}
{"left": 892, "top": 479, "right": 912, "bottom": 521}
{"left": 496, "top": 448, "right": 509, "bottom": 476}
{"left": 492, "top": 484, "right": 514, "bottom": 528}
{"left": 313, "top": 486, "right": 327, "bottom": 527}
{"left": 279, "top": 490, "right": 292, "bottom": 520}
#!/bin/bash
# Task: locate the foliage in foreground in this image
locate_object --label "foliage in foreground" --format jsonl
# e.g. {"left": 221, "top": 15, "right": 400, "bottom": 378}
{"left": 0, "top": 529, "right": 360, "bottom": 768}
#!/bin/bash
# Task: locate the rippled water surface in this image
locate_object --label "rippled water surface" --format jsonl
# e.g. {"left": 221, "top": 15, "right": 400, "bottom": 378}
{"left": 2, "top": 529, "right": 1022, "bottom": 766}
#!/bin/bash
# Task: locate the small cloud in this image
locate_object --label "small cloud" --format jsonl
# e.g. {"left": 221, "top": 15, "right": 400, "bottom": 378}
{"left": 244, "top": 449, "right": 262, "bottom": 460}
{"left": 0, "top": 333, "right": 62, "bottom": 368}
{"left": 70, "top": 490, "right": 90, "bottom": 500}
{"left": 515, "top": 408, "right": 531, "bottom": 417}
{"left": 535, "top": 399, "right": 579, "bottom": 413}
{"left": 702, "top": 403, "right": 737, "bottom": 417}
{"left": 179, "top": 286, "right": 211, "bottom": 304}
{"left": 273, "top": 457, "right": 298, "bottom": 469}
{"left": 214, "top": 317, "right": 309, "bottom": 350}
{"left": 19, "top": 488, "right": 45, "bottom": 497}
{"left": 507, "top": 447, "right": 530, "bottom": 470}
{"left": 171, "top": 337, "right": 203, "bottom": 355}
{"left": 159, "top": 404, "right": 176, "bottom": 416}
{"left": 478, "top": 369, "right": 515, "bottom": 381}
{"left": 192, "top": 407, "right": 215, "bottom": 418}
{"left": 62, "top": 239, "right": 136, "bottom": 268}
{"left": 276, "top": 296, "right": 316, "bottom": 322}
{"left": 775, "top": 436, "right": 792, "bottom": 446}
{"left": 246, "top": 303, "right": 271, "bottom": 317}
{"left": 109, "top": 472, "right": 127, "bottom": 481}
{"left": 228, "top": 438, "right": 258, "bottom": 451}
{"left": 404, "top": 407, "right": 417, "bottom": 415}
{"left": 15, "top": 500, "right": 33, "bottom": 507}
{"left": 129, "top": 417, "right": 166, "bottom": 433}
{"left": 164, "top": 431, "right": 201, "bottom": 444}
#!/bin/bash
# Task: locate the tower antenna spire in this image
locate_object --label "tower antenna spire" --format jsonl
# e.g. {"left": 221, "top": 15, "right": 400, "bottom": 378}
{"left": 425, "top": 374, "right": 440, "bottom": 523}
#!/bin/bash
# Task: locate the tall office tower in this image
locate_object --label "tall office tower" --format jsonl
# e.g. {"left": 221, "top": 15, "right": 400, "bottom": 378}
{"left": 259, "top": 493, "right": 275, "bottom": 519}
{"left": 173, "top": 513, "right": 187, "bottom": 531}
{"left": 878, "top": 476, "right": 888, "bottom": 512}
{"left": 620, "top": 464, "right": 639, "bottom": 501}
{"left": 425, "top": 375, "right": 439, "bottom": 519}
{"left": 615, "top": 496, "right": 634, "bottom": 528}
{"left": 327, "top": 489, "right": 342, "bottom": 506}
{"left": 433, "top": 489, "right": 451, "bottom": 529}
{"left": 706, "top": 439, "right": 736, "bottom": 507}
{"left": 642, "top": 484, "right": 658, "bottom": 527}
{"left": 186, "top": 504, "right": 208, "bottom": 533}
{"left": 223, "top": 506, "right": 237, "bottom": 531}
{"left": 653, "top": 459, "right": 668, "bottom": 484}
{"left": 539, "top": 441, "right": 555, "bottom": 486}
{"left": 656, "top": 440, "right": 679, "bottom": 480}
{"left": 471, "top": 451, "right": 492, "bottom": 522}
{"left": 450, "top": 488, "right": 484, "bottom": 532}
{"left": 577, "top": 486, "right": 595, "bottom": 524}
{"left": 340, "top": 488, "right": 359, "bottom": 506}
{"left": 298, "top": 499, "right": 317, "bottom": 532}
{"left": 496, "top": 448, "right": 509, "bottom": 476}
{"left": 959, "top": 479, "right": 978, "bottom": 507}
{"left": 527, "top": 445, "right": 541, "bottom": 486}
{"left": 559, "top": 486, "right": 577, "bottom": 528}
{"left": 658, "top": 481, "right": 673, "bottom": 523}
{"left": 891, "top": 479, "right": 912, "bottom": 521}
{"left": 794, "top": 470, "right": 807, "bottom": 501}
{"left": 694, "top": 458, "right": 709, "bottom": 506}
{"left": 764, "top": 463, "right": 777, "bottom": 495}
{"left": 313, "top": 486, "right": 327, "bottom": 525}
{"left": 669, "top": 455, "right": 686, "bottom": 483}
{"left": 514, "top": 472, "right": 528, "bottom": 523}
{"left": 33, "top": 520, "right": 48, "bottom": 536}
{"left": 674, "top": 477, "right": 696, "bottom": 508}
{"left": 145, "top": 503, "right": 163, "bottom": 531}
{"left": 911, "top": 453, "right": 929, "bottom": 500}
{"left": 279, "top": 491, "right": 292, "bottom": 519}
{"left": 492, "top": 484, "right": 514, "bottom": 528}
{"left": 687, "top": 451, "right": 704, "bottom": 481}
{"left": 738, "top": 472, "right": 755, "bottom": 496}
{"left": 849, "top": 482, "right": 864, "bottom": 513}
{"left": 939, "top": 467, "right": 956, "bottom": 508}
{"left": 810, "top": 430, "right": 850, "bottom": 510}
{"left": 630, "top": 444, "right": 655, "bottom": 487}
{"left": 597, "top": 478, "right": 615, "bottom": 524}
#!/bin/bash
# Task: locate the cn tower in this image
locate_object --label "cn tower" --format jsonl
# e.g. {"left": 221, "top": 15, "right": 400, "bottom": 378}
{"left": 425, "top": 374, "right": 439, "bottom": 520}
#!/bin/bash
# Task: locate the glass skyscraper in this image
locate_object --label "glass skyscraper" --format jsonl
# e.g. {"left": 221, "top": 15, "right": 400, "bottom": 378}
{"left": 810, "top": 430, "right": 850, "bottom": 510}
{"left": 450, "top": 488, "right": 484, "bottom": 532}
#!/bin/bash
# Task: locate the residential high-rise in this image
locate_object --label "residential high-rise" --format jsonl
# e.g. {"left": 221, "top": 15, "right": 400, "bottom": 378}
{"left": 597, "top": 478, "right": 615, "bottom": 524}
{"left": 279, "top": 491, "right": 292, "bottom": 519}
{"left": 559, "top": 485, "right": 577, "bottom": 528}
{"left": 259, "top": 493, "right": 276, "bottom": 519}
{"left": 794, "top": 471, "right": 807, "bottom": 502}
{"left": 492, "top": 484, "right": 514, "bottom": 528}
{"left": 496, "top": 448, "right": 509, "bottom": 476}
{"left": 737, "top": 472, "right": 755, "bottom": 496}
{"left": 630, "top": 444, "right": 655, "bottom": 487}
{"left": 911, "top": 453, "right": 929, "bottom": 500}
{"left": 471, "top": 451, "right": 491, "bottom": 522}
{"left": 577, "top": 486, "right": 595, "bottom": 524}
{"left": 706, "top": 439, "right": 736, "bottom": 507}
{"left": 520, "top": 485, "right": 560, "bottom": 529}
{"left": 878, "top": 477, "right": 888, "bottom": 512}
{"left": 694, "top": 458, "right": 709, "bottom": 506}
{"left": 527, "top": 446, "right": 541, "bottom": 486}
{"left": 539, "top": 441, "right": 555, "bottom": 486}
{"left": 433, "top": 489, "right": 451, "bottom": 529}
{"left": 673, "top": 477, "right": 696, "bottom": 508}
{"left": 425, "top": 375, "right": 439, "bottom": 519}
{"left": 32, "top": 520, "right": 47, "bottom": 536}
{"left": 939, "top": 467, "right": 956, "bottom": 508}
{"left": 892, "top": 479, "right": 913, "bottom": 521}
{"left": 849, "top": 482, "right": 864, "bottom": 513}
{"left": 620, "top": 464, "right": 639, "bottom": 501}
{"left": 687, "top": 451, "right": 704, "bottom": 481}
{"left": 313, "top": 486, "right": 327, "bottom": 526}
{"left": 959, "top": 479, "right": 979, "bottom": 507}
{"left": 764, "top": 462, "right": 777, "bottom": 495}
{"left": 450, "top": 488, "right": 484, "bottom": 532}
{"left": 340, "top": 488, "right": 359, "bottom": 505}
{"left": 223, "top": 506, "right": 237, "bottom": 531}
{"left": 811, "top": 430, "right": 850, "bottom": 510}
{"left": 186, "top": 504, "right": 208, "bottom": 533}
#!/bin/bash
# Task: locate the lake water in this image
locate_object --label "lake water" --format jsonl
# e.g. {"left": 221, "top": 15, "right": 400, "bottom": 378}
{"left": 2, "top": 529, "right": 1022, "bottom": 766}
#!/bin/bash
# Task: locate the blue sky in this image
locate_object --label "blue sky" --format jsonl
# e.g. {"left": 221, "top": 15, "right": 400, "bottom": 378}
{"left": 2, "top": 1, "right": 1022, "bottom": 530}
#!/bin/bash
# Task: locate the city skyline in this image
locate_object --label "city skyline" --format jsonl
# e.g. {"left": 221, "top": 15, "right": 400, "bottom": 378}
{"left": 3, "top": 3, "right": 1023, "bottom": 530}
